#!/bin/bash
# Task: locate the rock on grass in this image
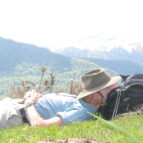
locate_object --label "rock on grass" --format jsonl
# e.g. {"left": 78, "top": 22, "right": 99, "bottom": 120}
{"left": 37, "top": 138, "right": 108, "bottom": 143}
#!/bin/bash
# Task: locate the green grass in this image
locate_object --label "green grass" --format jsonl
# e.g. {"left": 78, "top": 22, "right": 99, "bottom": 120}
{"left": 0, "top": 114, "right": 143, "bottom": 143}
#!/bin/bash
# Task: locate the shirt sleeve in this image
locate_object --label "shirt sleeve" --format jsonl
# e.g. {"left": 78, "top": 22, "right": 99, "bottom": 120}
{"left": 56, "top": 108, "right": 94, "bottom": 125}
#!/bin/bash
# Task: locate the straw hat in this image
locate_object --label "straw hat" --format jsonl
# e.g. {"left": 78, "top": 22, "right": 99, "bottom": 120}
{"left": 78, "top": 68, "right": 121, "bottom": 99}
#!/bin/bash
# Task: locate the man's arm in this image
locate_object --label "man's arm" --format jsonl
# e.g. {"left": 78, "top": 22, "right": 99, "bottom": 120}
{"left": 39, "top": 116, "right": 62, "bottom": 127}
{"left": 26, "top": 105, "right": 62, "bottom": 127}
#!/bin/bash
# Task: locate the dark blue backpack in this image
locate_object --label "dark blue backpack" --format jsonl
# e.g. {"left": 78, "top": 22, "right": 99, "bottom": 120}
{"left": 98, "top": 74, "right": 143, "bottom": 120}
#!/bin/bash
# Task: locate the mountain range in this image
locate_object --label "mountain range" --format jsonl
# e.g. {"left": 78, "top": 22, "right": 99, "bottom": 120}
{"left": 56, "top": 46, "right": 143, "bottom": 74}
{"left": 0, "top": 37, "right": 99, "bottom": 76}
{"left": 57, "top": 46, "right": 143, "bottom": 65}
{"left": 0, "top": 37, "right": 143, "bottom": 96}
{"left": 0, "top": 37, "right": 71, "bottom": 73}
{"left": 0, "top": 37, "right": 143, "bottom": 75}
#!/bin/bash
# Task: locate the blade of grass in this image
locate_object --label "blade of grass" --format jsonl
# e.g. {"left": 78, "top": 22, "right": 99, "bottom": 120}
{"left": 88, "top": 112, "right": 140, "bottom": 143}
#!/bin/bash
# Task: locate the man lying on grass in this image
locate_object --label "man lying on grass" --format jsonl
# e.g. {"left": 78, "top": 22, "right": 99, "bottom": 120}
{"left": 0, "top": 68, "right": 121, "bottom": 128}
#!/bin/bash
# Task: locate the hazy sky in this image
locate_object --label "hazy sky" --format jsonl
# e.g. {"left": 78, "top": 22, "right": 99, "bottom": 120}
{"left": 0, "top": 0, "right": 143, "bottom": 51}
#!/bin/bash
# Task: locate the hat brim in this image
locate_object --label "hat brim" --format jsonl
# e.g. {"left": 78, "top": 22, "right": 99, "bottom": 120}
{"left": 77, "top": 76, "right": 122, "bottom": 99}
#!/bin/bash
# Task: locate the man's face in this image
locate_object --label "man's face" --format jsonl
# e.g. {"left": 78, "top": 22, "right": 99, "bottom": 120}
{"left": 83, "top": 92, "right": 103, "bottom": 108}
{"left": 83, "top": 85, "right": 116, "bottom": 107}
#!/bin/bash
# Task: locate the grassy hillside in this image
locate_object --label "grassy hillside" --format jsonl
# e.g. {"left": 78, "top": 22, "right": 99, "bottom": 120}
{"left": 0, "top": 114, "right": 142, "bottom": 143}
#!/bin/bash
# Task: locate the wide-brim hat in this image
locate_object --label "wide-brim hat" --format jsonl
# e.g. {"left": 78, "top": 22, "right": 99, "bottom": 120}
{"left": 77, "top": 68, "right": 121, "bottom": 99}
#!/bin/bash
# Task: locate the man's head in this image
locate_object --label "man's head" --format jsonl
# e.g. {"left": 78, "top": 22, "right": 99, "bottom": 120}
{"left": 82, "top": 84, "right": 118, "bottom": 107}
{"left": 78, "top": 68, "right": 121, "bottom": 99}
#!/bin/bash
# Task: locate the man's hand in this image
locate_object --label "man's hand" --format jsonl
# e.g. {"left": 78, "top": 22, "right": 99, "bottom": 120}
{"left": 24, "top": 90, "right": 43, "bottom": 107}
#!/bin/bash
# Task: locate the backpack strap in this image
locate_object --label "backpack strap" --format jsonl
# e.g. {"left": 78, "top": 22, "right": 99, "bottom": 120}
{"left": 98, "top": 86, "right": 126, "bottom": 120}
{"left": 111, "top": 88, "right": 122, "bottom": 119}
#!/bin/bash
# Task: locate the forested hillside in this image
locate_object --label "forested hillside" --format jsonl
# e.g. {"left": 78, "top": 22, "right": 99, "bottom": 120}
{"left": 0, "top": 37, "right": 71, "bottom": 73}
{"left": 0, "top": 58, "right": 101, "bottom": 97}
{"left": 0, "top": 38, "right": 102, "bottom": 96}
{"left": 83, "top": 58, "right": 143, "bottom": 75}
{"left": 0, "top": 37, "right": 131, "bottom": 96}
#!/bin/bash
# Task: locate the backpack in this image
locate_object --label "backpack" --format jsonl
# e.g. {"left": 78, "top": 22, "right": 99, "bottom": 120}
{"left": 98, "top": 74, "right": 143, "bottom": 120}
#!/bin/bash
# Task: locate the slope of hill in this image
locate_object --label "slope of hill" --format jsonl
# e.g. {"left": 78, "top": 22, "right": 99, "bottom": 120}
{"left": 1, "top": 37, "right": 143, "bottom": 76}
{"left": 0, "top": 37, "right": 71, "bottom": 73}
{"left": 57, "top": 46, "right": 143, "bottom": 74}
{"left": 83, "top": 58, "right": 143, "bottom": 75}
{"left": 0, "top": 37, "right": 101, "bottom": 95}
